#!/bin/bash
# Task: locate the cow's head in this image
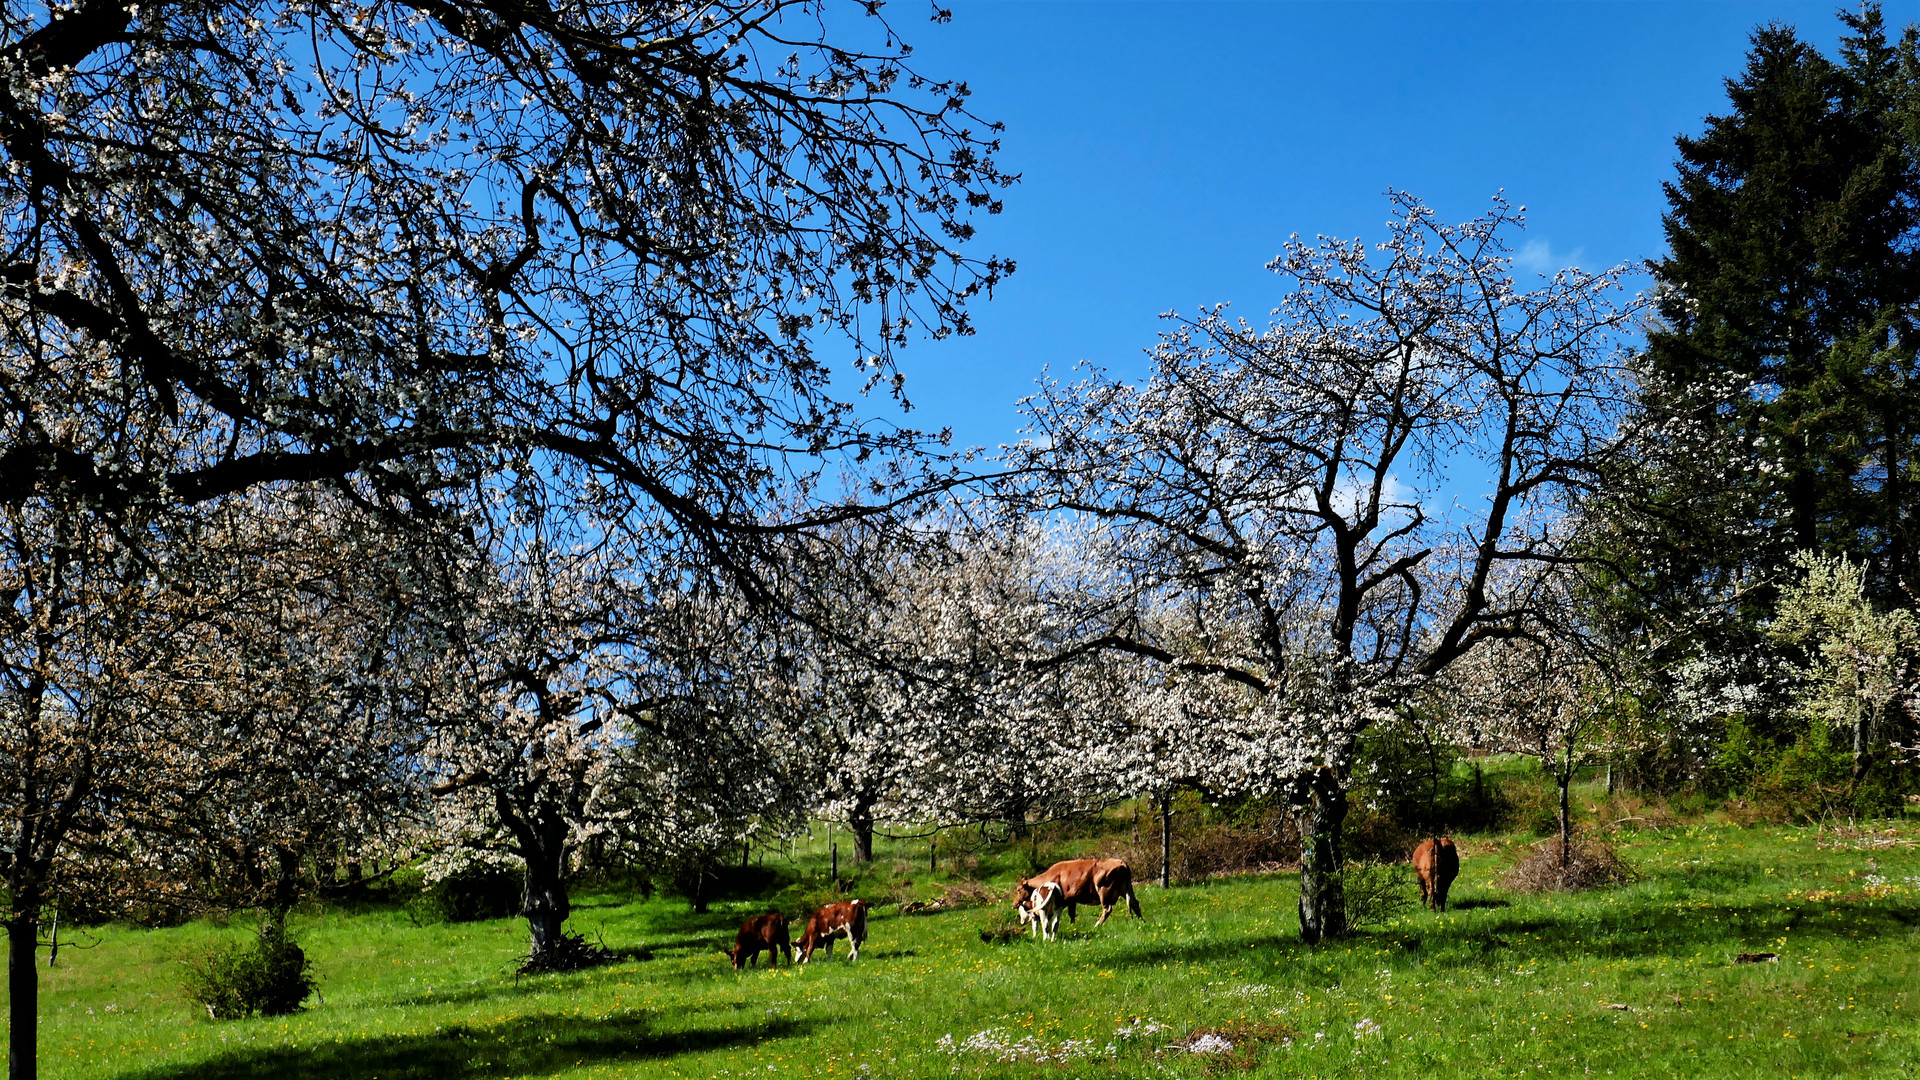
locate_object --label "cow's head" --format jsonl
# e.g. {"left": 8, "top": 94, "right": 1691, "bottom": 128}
{"left": 1012, "top": 878, "right": 1035, "bottom": 914}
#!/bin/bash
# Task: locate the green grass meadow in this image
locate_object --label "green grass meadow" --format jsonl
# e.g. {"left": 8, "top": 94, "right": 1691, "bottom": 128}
{"left": 8, "top": 820, "right": 1920, "bottom": 1079}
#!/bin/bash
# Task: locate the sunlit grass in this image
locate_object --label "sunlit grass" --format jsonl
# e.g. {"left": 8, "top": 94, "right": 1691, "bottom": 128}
{"left": 9, "top": 821, "right": 1920, "bottom": 1078}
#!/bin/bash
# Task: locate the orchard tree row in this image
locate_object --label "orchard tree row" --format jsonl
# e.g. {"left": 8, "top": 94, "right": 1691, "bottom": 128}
{"left": 4, "top": 4, "right": 1919, "bottom": 1080}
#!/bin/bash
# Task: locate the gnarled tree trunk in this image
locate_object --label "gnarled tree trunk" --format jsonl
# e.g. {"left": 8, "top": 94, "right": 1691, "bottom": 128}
{"left": 849, "top": 799, "right": 875, "bottom": 864}
{"left": 522, "top": 841, "right": 572, "bottom": 960}
{"left": 1295, "top": 767, "right": 1348, "bottom": 944}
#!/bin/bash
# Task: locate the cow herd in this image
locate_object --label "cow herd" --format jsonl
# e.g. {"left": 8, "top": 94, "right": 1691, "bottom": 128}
{"left": 730, "top": 836, "right": 1461, "bottom": 969}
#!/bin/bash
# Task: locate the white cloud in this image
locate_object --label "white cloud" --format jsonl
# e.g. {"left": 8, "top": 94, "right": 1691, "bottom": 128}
{"left": 1513, "top": 238, "right": 1586, "bottom": 275}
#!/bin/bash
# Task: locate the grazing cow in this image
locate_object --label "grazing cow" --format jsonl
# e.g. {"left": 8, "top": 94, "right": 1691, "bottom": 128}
{"left": 1017, "top": 880, "right": 1064, "bottom": 941}
{"left": 1013, "top": 858, "right": 1142, "bottom": 927}
{"left": 1412, "top": 837, "right": 1460, "bottom": 912}
{"left": 798, "top": 899, "right": 868, "bottom": 963}
{"left": 730, "top": 912, "right": 791, "bottom": 970}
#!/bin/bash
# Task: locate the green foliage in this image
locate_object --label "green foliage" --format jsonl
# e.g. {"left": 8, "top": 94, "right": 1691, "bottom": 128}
{"left": 1496, "top": 773, "right": 1560, "bottom": 837}
{"left": 1353, "top": 723, "right": 1509, "bottom": 835}
{"left": 180, "top": 917, "right": 315, "bottom": 1020}
{"left": 1592, "top": 4, "right": 1920, "bottom": 697}
{"left": 406, "top": 864, "right": 522, "bottom": 924}
{"left": 977, "top": 909, "right": 1026, "bottom": 945}
{"left": 1337, "top": 859, "right": 1415, "bottom": 929}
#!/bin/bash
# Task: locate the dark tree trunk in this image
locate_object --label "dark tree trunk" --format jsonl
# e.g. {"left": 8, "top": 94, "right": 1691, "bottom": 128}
{"left": 270, "top": 845, "right": 302, "bottom": 916}
{"left": 522, "top": 838, "right": 572, "bottom": 960}
{"left": 849, "top": 800, "right": 874, "bottom": 864}
{"left": 1159, "top": 792, "right": 1173, "bottom": 889}
{"left": 1295, "top": 768, "right": 1348, "bottom": 944}
{"left": 1557, "top": 769, "right": 1573, "bottom": 872}
{"left": 9, "top": 912, "right": 36, "bottom": 1080}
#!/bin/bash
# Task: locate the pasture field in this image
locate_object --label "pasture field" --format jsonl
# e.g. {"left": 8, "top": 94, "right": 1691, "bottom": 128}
{"left": 7, "top": 820, "right": 1920, "bottom": 1080}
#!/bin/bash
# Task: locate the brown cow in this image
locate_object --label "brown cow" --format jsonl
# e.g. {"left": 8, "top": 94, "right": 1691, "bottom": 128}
{"left": 797, "top": 899, "right": 868, "bottom": 963}
{"left": 1012, "top": 859, "right": 1142, "bottom": 927}
{"left": 1412, "top": 837, "right": 1460, "bottom": 912}
{"left": 729, "top": 912, "right": 791, "bottom": 970}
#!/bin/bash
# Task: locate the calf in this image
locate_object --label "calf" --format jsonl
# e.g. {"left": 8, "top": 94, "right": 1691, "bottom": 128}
{"left": 1412, "top": 837, "right": 1460, "bottom": 912}
{"left": 1013, "top": 858, "right": 1142, "bottom": 927}
{"left": 798, "top": 899, "right": 868, "bottom": 963}
{"left": 729, "top": 912, "right": 791, "bottom": 970}
{"left": 1016, "top": 880, "right": 1064, "bottom": 941}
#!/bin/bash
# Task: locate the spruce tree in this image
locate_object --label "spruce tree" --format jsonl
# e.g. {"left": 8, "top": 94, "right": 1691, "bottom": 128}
{"left": 1614, "top": 5, "right": 1920, "bottom": 626}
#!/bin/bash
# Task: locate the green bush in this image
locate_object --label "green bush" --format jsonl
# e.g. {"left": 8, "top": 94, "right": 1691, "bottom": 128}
{"left": 1497, "top": 773, "right": 1558, "bottom": 836}
{"left": 407, "top": 863, "right": 522, "bottom": 924}
{"left": 1340, "top": 860, "right": 1416, "bottom": 930}
{"left": 182, "top": 917, "right": 315, "bottom": 1019}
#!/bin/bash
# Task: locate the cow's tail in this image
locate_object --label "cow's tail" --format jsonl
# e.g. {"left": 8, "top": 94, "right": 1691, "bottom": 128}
{"left": 1110, "top": 864, "right": 1142, "bottom": 918}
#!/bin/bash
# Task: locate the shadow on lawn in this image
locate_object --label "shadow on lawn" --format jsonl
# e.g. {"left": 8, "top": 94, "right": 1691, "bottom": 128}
{"left": 1091, "top": 893, "right": 1920, "bottom": 972}
{"left": 116, "top": 1013, "right": 817, "bottom": 1080}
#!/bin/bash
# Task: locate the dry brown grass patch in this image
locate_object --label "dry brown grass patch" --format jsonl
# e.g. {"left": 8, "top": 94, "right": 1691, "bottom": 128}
{"left": 1500, "top": 834, "right": 1637, "bottom": 893}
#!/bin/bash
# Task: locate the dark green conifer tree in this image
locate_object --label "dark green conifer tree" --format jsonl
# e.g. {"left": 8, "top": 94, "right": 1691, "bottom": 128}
{"left": 1609, "top": 4, "right": 1920, "bottom": 626}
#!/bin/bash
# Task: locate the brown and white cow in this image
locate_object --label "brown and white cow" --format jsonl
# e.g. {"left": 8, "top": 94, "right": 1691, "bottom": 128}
{"left": 797, "top": 899, "right": 868, "bottom": 963}
{"left": 1412, "top": 836, "right": 1460, "bottom": 912}
{"left": 1012, "top": 858, "right": 1142, "bottom": 927}
{"left": 1017, "top": 880, "right": 1064, "bottom": 940}
{"left": 730, "top": 912, "right": 791, "bottom": 970}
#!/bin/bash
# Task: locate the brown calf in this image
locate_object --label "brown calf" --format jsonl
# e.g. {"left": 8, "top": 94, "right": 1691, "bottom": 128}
{"left": 1411, "top": 837, "right": 1460, "bottom": 912}
{"left": 730, "top": 912, "right": 791, "bottom": 970}
{"left": 798, "top": 899, "right": 868, "bottom": 962}
{"left": 1013, "top": 859, "right": 1142, "bottom": 927}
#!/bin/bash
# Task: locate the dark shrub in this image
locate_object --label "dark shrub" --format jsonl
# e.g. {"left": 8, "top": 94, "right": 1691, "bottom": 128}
{"left": 1115, "top": 795, "right": 1298, "bottom": 884}
{"left": 1345, "top": 806, "right": 1415, "bottom": 863}
{"left": 409, "top": 863, "right": 522, "bottom": 923}
{"left": 182, "top": 917, "right": 315, "bottom": 1019}
{"left": 979, "top": 910, "right": 1026, "bottom": 944}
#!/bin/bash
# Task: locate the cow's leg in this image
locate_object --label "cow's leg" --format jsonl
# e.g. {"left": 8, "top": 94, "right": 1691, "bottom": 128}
{"left": 847, "top": 932, "right": 859, "bottom": 962}
{"left": 1067, "top": 903, "right": 1078, "bottom": 923}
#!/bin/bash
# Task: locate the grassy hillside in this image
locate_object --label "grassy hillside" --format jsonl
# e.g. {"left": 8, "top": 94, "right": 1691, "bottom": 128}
{"left": 9, "top": 820, "right": 1920, "bottom": 1079}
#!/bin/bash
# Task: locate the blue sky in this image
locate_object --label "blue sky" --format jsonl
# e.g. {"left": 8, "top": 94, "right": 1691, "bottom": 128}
{"left": 868, "top": 0, "right": 1869, "bottom": 454}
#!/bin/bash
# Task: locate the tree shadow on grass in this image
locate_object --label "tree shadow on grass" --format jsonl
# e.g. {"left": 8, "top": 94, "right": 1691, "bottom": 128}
{"left": 116, "top": 1013, "right": 817, "bottom": 1080}
{"left": 1090, "top": 894, "right": 1920, "bottom": 973}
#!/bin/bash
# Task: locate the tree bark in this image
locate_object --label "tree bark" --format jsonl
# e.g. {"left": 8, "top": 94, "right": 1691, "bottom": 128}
{"left": 9, "top": 913, "right": 36, "bottom": 1080}
{"left": 849, "top": 800, "right": 874, "bottom": 864}
{"left": 1557, "top": 770, "right": 1573, "bottom": 873}
{"left": 1295, "top": 767, "right": 1348, "bottom": 944}
{"left": 521, "top": 840, "right": 572, "bottom": 960}
{"left": 270, "top": 845, "right": 302, "bottom": 916}
{"left": 1159, "top": 792, "right": 1173, "bottom": 889}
